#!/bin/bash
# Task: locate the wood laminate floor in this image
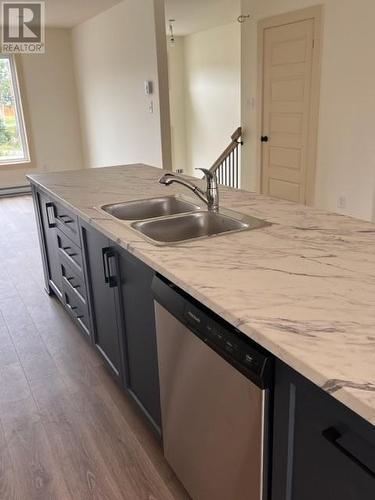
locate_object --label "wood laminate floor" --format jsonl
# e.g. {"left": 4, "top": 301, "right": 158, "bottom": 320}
{"left": 0, "top": 195, "right": 189, "bottom": 500}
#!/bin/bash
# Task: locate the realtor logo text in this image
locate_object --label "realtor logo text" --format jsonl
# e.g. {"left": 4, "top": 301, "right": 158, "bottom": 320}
{"left": 2, "top": 2, "right": 45, "bottom": 54}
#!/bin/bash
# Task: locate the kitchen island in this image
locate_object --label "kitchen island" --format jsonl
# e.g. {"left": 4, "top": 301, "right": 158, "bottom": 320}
{"left": 28, "top": 164, "right": 375, "bottom": 499}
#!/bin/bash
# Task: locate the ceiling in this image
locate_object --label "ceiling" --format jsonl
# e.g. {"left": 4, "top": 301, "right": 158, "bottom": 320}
{"left": 44, "top": 0, "right": 123, "bottom": 28}
{"left": 165, "top": 0, "right": 241, "bottom": 36}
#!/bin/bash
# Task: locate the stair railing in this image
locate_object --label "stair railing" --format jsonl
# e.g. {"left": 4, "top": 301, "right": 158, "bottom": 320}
{"left": 211, "top": 127, "right": 243, "bottom": 189}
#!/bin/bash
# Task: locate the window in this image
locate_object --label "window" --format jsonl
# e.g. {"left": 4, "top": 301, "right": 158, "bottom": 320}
{"left": 0, "top": 55, "right": 30, "bottom": 164}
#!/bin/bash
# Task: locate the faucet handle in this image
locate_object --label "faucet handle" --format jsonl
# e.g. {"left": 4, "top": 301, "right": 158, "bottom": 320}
{"left": 195, "top": 168, "right": 215, "bottom": 180}
{"left": 159, "top": 172, "right": 177, "bottom": 185}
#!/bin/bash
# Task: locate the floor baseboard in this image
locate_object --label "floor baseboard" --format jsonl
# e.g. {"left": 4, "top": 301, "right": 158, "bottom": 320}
{"left": 0, "top": 185, "right": 31, "bottom": 197}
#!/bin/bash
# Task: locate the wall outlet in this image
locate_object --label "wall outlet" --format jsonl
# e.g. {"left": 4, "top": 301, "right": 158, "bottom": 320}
{"left": 149, "top": 100, "right": 154, "bottom": 114}
{"left": 337, "top": 196, "right": 346, "bottom": 209}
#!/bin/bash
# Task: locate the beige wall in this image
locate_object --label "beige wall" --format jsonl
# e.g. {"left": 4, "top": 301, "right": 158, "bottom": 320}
{"left": 241, "top": 0, "right": 375, "bottom": 221}
{"left": 72, "top": 0, "right": 171, "bottom": 170}
{"left": 168, "top": 37, "right": 187, "bottom": 172}
{"left": 169, "top": 22, "right": 241, "bottom": 177}
{"left": 0, "top": 29, "right": 83, "bottom": 189}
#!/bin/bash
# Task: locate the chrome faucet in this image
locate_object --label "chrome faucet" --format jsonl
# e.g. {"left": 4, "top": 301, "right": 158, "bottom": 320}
{"left": 159, "top": 168, "right": 219, "bottom": 212}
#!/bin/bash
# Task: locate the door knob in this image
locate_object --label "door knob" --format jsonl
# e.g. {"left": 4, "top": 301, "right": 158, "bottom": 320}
{"left": 261, "top": 136, "right": 269, "bottom": 143}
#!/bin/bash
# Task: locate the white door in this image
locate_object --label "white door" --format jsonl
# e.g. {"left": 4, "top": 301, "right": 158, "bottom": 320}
{"left": 261, "top": 18, "right": 316, "bottom": 204}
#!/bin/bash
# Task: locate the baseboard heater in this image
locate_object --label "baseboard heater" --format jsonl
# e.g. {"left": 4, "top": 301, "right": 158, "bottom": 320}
{"left": 0, "top": 185, "right": 31, "bottom": 197}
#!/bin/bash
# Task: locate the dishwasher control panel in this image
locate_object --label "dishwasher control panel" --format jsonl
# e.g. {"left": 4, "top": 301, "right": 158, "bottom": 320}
{"left": 184, "top": 303, "right": 272, "bottom": 386}
{"left": 152, "top": 275, "right": 273, "bottom": 389}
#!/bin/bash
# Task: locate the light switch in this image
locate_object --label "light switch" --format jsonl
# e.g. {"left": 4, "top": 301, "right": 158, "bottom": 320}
{"left": 144, "top": 80, "right": 153, "bottom": 95}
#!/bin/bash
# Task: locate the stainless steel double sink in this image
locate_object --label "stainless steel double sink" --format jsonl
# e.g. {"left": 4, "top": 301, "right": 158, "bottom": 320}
{"left": 100, "top": 195, "right": 270, "bottom": 245}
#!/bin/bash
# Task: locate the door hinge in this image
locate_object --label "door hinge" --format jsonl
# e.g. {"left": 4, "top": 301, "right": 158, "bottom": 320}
{"left": 312, "top": 39, "right": 315, "bottom": 49}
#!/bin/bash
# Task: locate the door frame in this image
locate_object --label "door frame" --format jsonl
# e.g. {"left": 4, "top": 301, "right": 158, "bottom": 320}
{"left": 256, "top": 5, "right": 323, "bottom": 205}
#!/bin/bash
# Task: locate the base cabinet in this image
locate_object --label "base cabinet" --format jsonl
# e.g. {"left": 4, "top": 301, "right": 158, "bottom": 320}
{"left": 80, "top": 221, "right": 124, "bottom": 382}
{"left": 34, "top": 189, "right": 63, "bottom": 297}
{"left": 116, "top": 247, "right": 161, "bottom": 433}
{"left": 80, "top": 221, "right": 161, "bottom": 434}
{"left": 272, "top": 361, "right": 375, "bottom": 500}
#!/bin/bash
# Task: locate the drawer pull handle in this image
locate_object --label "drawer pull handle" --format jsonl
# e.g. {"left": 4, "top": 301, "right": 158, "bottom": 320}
{"left": 45, "top": 202, "right": 56, "bottom": 228}
{"left": 322, "top": 427, "right": 375, "bottom": 479}
{"left": 62, "top": 246, "right": 77, "bottom": 258}
{"left": 58, "top": 214, "right": 74, "bottom": 224}
{"left": 66, "top": 277, "right": 80, "bottom": 289}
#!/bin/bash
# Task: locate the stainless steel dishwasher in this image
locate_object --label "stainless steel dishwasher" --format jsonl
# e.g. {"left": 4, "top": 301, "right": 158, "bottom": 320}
{"left": 152, "top": 276, "right": 273, "bottom": 500}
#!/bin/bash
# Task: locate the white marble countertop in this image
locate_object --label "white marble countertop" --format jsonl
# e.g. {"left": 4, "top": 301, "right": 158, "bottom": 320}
{"left": 28, "top": 164, "right": 375, "bottom": 426}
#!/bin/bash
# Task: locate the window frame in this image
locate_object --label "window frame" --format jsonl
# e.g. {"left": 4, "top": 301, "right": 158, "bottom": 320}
{"left": 0, "top": 54, "right": 31, "bottom": 166}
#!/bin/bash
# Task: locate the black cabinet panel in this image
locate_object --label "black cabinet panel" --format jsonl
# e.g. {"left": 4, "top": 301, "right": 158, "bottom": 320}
{"left": 57, "top": 228, "right": 83, "bottom": 273}
{"left": 80, "top": 221, "right": 123, "bottom": 380}
{"left": 63, "top": 281, "right": 91, "bottom": 338}
{"left": 117, "top": 247, "right": 161, "bottom": 433}
{"left": 44, "top": 198, "right": 80, "bottom": 246}
{"left": 33, "top": 189, "right": 160, "bottom": 436}
{"left": 60, "top": 258, "right": 87, "bottom": 303}
{"left": 272, "top": 361, "right": 375, "bottom": 500}
{"left": 37, "top": 191, "right": 63, "bottom": 298}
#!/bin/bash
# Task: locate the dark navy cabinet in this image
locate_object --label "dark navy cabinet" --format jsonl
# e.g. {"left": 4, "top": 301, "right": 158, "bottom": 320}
{"left": 34, "top": 188, "right": 63, "bottom": 298}
{"left": 33, "top": 185, "right": 161, "bottom": 435}
{"left": 116, "top": 247, "right": 161, "bottom": 434}
{"left": 79, "top": 219, "right": 161, "bottom": 434}
{"left": 272, "top": 361, "right": 375, "bottom": 500}
{"left": 80, "top": 221, "right": 124, "bottom": 382}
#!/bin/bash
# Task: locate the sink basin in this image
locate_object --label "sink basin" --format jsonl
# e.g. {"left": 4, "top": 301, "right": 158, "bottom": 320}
{"left": 101, "top": 196, "right": 201, "bottom": 221}
{"left": 131, "top": 210, "right": 270, "bottom": 244}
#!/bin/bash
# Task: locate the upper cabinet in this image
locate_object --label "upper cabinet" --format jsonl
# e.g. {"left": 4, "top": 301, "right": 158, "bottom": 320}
{"left": 272, "top": 361, "right": 375, "bottom": 500}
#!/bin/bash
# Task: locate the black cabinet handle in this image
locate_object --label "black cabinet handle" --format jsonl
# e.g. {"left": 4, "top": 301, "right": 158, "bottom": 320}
{"left": 67, "top": 302, "right": 84, "bottom": 320}
{"left": 261, "top": 136, "right": 269, "bottom": 143}
{"left": 65, "top": 276, "right": 79, "bottom": 290}
{"left": 45, "top": 202, "right": 56, "bottom": 228}
{"left": 322, "top": 427, "right": 375, "bottom": 479}
{"left": 102, "top": 247, "right": 117, "bottom": 288}
{"left": 62, "top": 246, "right": 77, "bottom": 258}
{"left": 58, "top": 214, "right": 74, "bottom": 224}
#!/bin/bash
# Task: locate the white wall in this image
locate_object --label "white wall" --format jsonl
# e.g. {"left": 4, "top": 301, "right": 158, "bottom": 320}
{"left": 0, "top": 29, "right": 83, "bottom": 189}
{"left": 72, "top": 0, "right": 171, "bottom": 170}
{"left": 168, "top": 22, "right": 241, "bottom": 177}
{"left": 168, "top": 37, "right": 187, "bottom": 172}
{"left": 241, "top": 0, "right": 375, "bottom": 221}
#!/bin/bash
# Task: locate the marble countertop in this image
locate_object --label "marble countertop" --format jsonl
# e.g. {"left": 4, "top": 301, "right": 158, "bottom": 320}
{"left": 28, "top": 164, "right": 375, "bottom": 426}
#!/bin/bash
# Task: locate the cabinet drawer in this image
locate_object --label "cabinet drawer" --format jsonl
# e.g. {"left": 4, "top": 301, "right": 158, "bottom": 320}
{"left": 45, "top": 198, "right": 80, "bottom": 246}
{"left": 63, "top": 282, "right": 90, "bottom": 337}
{"left": 61, "top": 259, "right": 87, "bottom": 304}
{"left": 57, "top": 229, "right": 83, "bottom": 272}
